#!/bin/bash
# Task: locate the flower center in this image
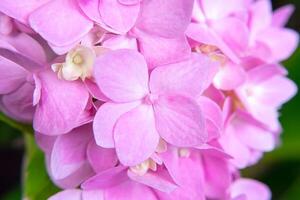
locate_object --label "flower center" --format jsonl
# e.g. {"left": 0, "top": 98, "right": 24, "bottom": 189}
{"left": 51, "top": 45, "right": 97, "bottom": 81}
{"left": 143, "top": 93, "right": 158, "bottom": 105}
{"left": 72, "top": 54, "right": 84, "bottom": 65}
{"left": 130, "top": 158, "right": 157, "bottom": 176}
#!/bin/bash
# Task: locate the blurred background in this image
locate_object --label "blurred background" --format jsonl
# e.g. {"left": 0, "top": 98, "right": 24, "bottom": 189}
{"left": 0, "top": 0, "right": 299, "bottom": 199}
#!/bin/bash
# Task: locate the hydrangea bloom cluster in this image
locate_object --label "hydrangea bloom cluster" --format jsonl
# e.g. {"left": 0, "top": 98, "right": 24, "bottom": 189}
{"left": 0, "top": 0, "right": 298, "bottom": 199}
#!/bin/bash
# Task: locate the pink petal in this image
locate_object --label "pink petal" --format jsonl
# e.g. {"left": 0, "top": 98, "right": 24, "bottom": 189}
{"left": 197, "top": 96, "right": 223, "bottom": 141}
{"left": 0, "top": 0, "right": 49, "bottom": 24}
{"left": 230, "top": 179, "right": 271, "bottom": 200}
{"left": 272, "top": 4, "right": 295, "bottom": 27}
{"left": 238, "top": 65, "right": 297, "bottom": 110}
{"left": 154, "top": 94, "right": 206, "bottom": 147}
{"left": 150, "top": 53, "right": 218, "bottom": 97}
{"left": 82, "top": 166, "right": 128, "bottom": 189}
{"left": 77, "top": 0, "right": 102, "bottom": 23}
{"left": 82, "top": 190, "right": 105, "bottom": 200}
{"left": 35, "top": 132, "right": 57, "bottom": 154}
{"left": 0, "top": 56, "right": 27, "bottom": 94}
{"left": 84, "top": 79, "right": 110, "bottom": 102}
{"left": 50, "top": 125, "right": 92, "bottom": 180}
{"left": 114, "top": 104, "right": 159, "bottom": 166}
{"left": 33, "top": 70, "right": 91, "bottom": 135}
{"left": 105, "top": 181, "right": 157, "bottom": 200}
{"left": 0, "top": 13, "right": 13, "bottom": 35}
{"left": 93, "top": 101, "right": 140, "bottom": 148}
{"left": 233, "top": 111, "right": 276, "bottom": 151}
{"left": 161, "top": 146, "right": 205, "bottom": 199}
{"left": 49, "top": 189, "right": 82, "bottom": 200}
{"left": 186, "top": 23, "right": 240, "bottom": 63}
{"left": 128, "top": 170, "right": 177, "bottom": 193}
{"left": 0, "top": 34, "right": 45, "bottom": 72}
{"left": 249, "top": 0, "right": 272, "bottom": 37}
{"left": 135, "top": 31, "right": 191, "bottom": 69}
{"left": 136, "top": 0, "right": 193, "bottom": 37}
{"left": 29, "top": 0, "right": 93, "bottom": 46}
{"left": 211, "top": 17, "right": 249, "bottom": 55}
{"left": 99, "top": 0, "right": 140, "bottom": 33}
{"left": 0, "top": 33, "right": 47, "bottom": 65}
{"left": 200, "top": 0, "right": 248, "bottom": 20}
{"left": 94, "top": 49, "right": 149, "bottom": 103}
{"left": 1, "top": 82, "right": 35, "bottom": 122}
{"left": 87, "top": 140, "right": 118, "bottom": 173}
{"left": 102, "top": 35, "right": 138, "bottom": 50}
{"left": 202, "top": 152, "right": 231, "bottom": 199}
{"left": 213, "top": 62, "right": 247, "bottom": 90}
{"left": 52, "top": 161, "right": 94, "bottom": 189}
{"left": 118, "top": 0, "right": 141, "bottom": 6}
{"left": 219, "top": 115, "right": 251, "bottom": 169}
{"left": 256, "top": 27, "right": 299, "bottom": 62}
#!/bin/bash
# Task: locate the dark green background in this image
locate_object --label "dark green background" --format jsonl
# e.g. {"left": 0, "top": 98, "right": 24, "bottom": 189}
{"left": 0, "top": 0, "right": 299, "bottom": 199}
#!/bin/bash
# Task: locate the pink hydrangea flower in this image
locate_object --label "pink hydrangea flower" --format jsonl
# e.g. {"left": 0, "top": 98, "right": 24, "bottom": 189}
{"left": 0, "top": 32, "right": 46, "bottom": 122}
{"left": 0, "top": 1, "right": 298, "bottom": 199}
{"left": 92, "top": 49, "right": 218, "bottom": 166}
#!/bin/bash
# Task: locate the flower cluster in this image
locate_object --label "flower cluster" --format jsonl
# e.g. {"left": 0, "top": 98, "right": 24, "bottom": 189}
{"left": 0, "top": 0, "right": 298, "bottom": 199}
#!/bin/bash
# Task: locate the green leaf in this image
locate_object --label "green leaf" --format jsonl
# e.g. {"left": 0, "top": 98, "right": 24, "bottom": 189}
{"left": 23, "top": 133, "right": 60, "bottom": 200}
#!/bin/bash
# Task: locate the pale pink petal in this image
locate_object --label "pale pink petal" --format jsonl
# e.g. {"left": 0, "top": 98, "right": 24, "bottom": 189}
{"left": 102, "top": 35, "right": 138, "bottom": 50}
{"left": 186, "top": 23, "right": 240, "bottom": 63}
{"left": 33, "top": 74, "right": 41, "bottom": 106}
{"left": 1, "top": 82, "right": 35, "bottom": 122}
{"left": 233, "top": 111, "right": 276, "bottom": 151}
{"left": 93, "top": 101, "right": 140, "bottom": 148}
{"left": 35, "top": 133, "right": 56, "bottom": 154}
{"left": 135, "top": 31, "right": 191, "bottom": 68}
{"left": 49, "top": 189, "right": 82, "bottom": 200}
{"left": 230, "top": 179, "right": 271, "bottom": 200}
{"left": 50, "top": 125, "right": 92, "bottom": 180}
{"left": 84, "top": 79, "right": 110, "bottom": 102}
{"left": 154, "top": 94, "right": 206, "bottom": 147}
{"left": 99, "top": 0, "right": 140, "bottom": 33}
{"left": 197, "top": 96, "right": 223, "bottom": 140}
{"left": 200, "top": 0, "right": 248, "bottom": 20}
{"left": 213, "top": 62, "right": 247, "bottom": 90}
{"left": 249, "top": 0, "right": 272, "bottom": 37}
{"left": 33, "top": 70, "right": 91, "bottom": 135}
{"left": 114, "top": 104, "right": 159, "bottom": 166}
{"left": 47, "top": 155, "right": 94, "bottom": 189}
{"left": 219, "top": 115, "right": 252, "bottom": 169}
{"left": 128, "top": 169, "right": 177, "bottom": 193}
{"left": 118, "top": 0, "right": 141, "bottom": 6}
{"left": 256, "top": 27, "right": 299, "bottom": 62}
{"left": 0, "top": 57, "right": 27, "bottom": 94}
{"left": 238, "top": 65, "right": 297, "bottom": 109}
{"left": 94, "top": 49, "right": 149, "bottom": 102}
{"left": 82, "top": 190, "right": 105, "bottom": 200}
{"left": 0, "top": 33, "right": 47, "bottom": 65}
{"left": 0, "top": 13, "right": 13, "bottom": 35}
{"left": 48, "top": 41, "right": 79, "bottom": 55}
{"left": 136, "top": 0, "right": 193, "bottom": 37}
{"left": 150, "top": 53, "right": 218, "bottom": 97}
{"left": 77, "top": 0, "right": 102, "bottom": 23}
{"left": 105, "top": 181, "right": 157, "bottom": 200}
{"left": 211, "top": 17, "right": 249, "bottom": 55}
{"left": 87, "top": 140, "right": 118, "bottom": 173}
{"left": 0, "top": 0, "right": 49, "bottom": 24}
{"left": 82, "top": 166, "right": 128, "bottom": 189}
{"left": 161, "top": 146, "right": 205, "bottom": 199}
{"left": 29, "top": 0, "right": 93, "bottom": 46}
{"left": 272, "top": 4, "right": 294, "bottom": 27}
{"left": 202, "top": 152, "right": 231, "bottom": 199}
